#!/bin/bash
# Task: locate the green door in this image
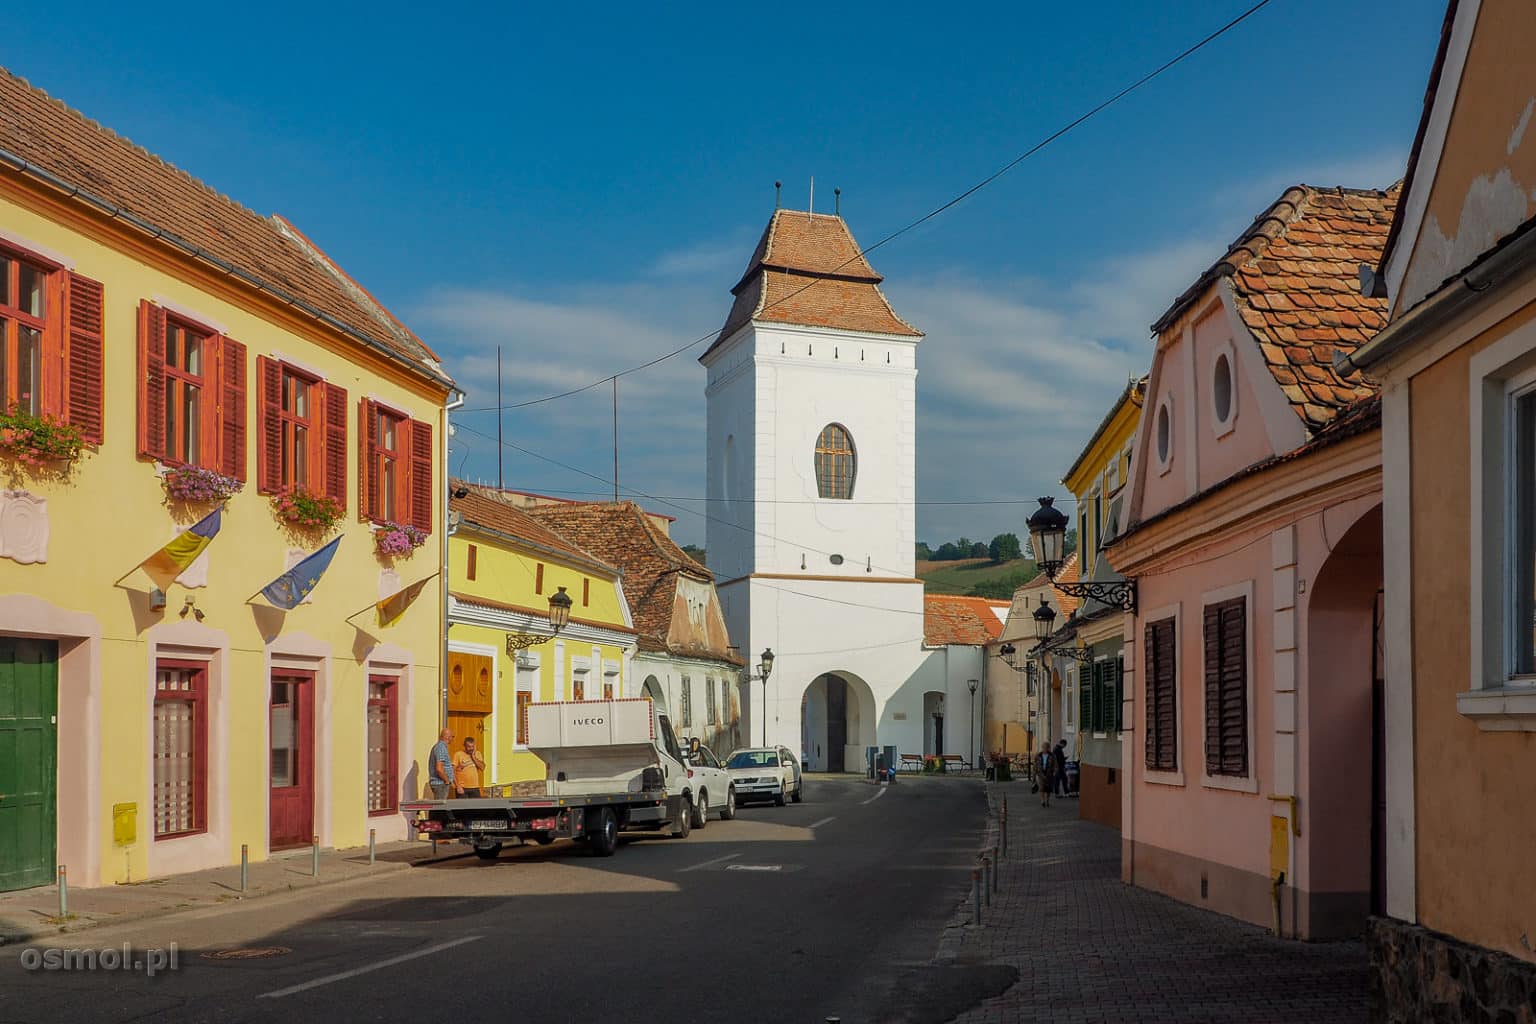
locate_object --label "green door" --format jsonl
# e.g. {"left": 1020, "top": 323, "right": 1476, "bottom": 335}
{"left": 0, "top": 638, "right": 58, "bottom": 892}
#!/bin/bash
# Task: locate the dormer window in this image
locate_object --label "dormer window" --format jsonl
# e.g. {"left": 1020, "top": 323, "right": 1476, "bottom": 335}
{"left": 815, "top": 423, "right": 856, "bottom": 500}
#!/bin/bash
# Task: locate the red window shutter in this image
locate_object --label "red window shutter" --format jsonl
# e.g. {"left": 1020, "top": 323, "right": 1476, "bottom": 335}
{"left": 359, "top": 399, "right": 378, "bottom": 520}
{"left": 219, "top": 337, "right": 247, "bottom": 481}
{"left": 466, "top": 543, "right": 477, "bottom": 581}
{"left": 137, "top": 300, "right": 168, "bottom": 460}
{"left": 61, "top": 273, "right": 105, "bottom": 445}
{"left": 408, "top": 417, "right": 433, "bottom": 533}
{"left": 1203, "top": 605, "right": 1223, "bottom": 776}
{"left": 321, "top": 382, "right": 349, "bottom": 507}
{"left": 256, "top": 356, "right": 282, "bottom": 493}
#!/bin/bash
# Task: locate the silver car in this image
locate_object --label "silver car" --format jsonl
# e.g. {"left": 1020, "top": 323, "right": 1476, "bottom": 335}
{"left": 724, "top": 746, "right": 803, "bottom": 806}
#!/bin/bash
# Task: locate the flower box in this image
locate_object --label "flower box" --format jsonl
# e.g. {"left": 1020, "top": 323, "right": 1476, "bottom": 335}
{"left": 373, "top": 521, "right": 428, "bottom": 557}
{"left": 271, "top": 486, "right": 344, "bottom": 532}
{"left": 161, "top": 465, "right": 242, "bottom": 504}
{"left": 0, "top": 406, "right": 82, "bottom": 467}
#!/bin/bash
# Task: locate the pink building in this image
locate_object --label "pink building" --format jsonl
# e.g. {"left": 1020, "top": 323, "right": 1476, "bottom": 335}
{"left": 1110, "top": 185, "right": 1397, "bottom": 938}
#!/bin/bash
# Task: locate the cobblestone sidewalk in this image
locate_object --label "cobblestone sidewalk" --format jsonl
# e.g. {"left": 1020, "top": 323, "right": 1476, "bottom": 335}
{"left": 936, "top": 784, "right": 1370, "bottom": 1023}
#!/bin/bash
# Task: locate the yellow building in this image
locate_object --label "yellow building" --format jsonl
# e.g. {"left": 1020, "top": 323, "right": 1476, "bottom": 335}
{"left": 0, "top": 72, "right": 452, "bottom": 890}
{"left": 446, "top": 488, "right": 637, "bottom": 784}
{"left": 1059, "top": 376, "right": 1145, "bottom": 831}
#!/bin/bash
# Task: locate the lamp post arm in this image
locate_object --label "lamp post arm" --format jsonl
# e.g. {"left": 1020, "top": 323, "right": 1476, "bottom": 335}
{"left": 1042, "top": 578, "right": 1137, "bottom": 612}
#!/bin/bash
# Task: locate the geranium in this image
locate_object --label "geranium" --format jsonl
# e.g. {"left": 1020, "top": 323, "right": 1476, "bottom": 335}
{"left": 0, "top": 405, "right": 83, "bottom": 467}
{"left": 271, "top": 485, "right": 344, "bottom": 532}
{"left": 374, "top": 520, "right": 428, "bottom": 556}
{"left": 162, "top": 465, "right": 243, "bottom": 503}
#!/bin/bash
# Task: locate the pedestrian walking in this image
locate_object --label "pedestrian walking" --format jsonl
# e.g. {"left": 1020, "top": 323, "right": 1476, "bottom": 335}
{"left": 1053, "top": 739, "right": 1069, "bottom": 798}
{"left": 454, "top": 735, "right": 485, "bottom": 798}
{"left": 1038, "top": 746, "right": 1055, "bottom": 806}
{"left": 428, "top": 728, "right": 455, "bottom": 799}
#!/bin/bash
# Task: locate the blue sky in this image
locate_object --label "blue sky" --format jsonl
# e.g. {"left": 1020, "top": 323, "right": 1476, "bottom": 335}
{"left": 13, "top": 0, "right": 1445, "bottom": 547}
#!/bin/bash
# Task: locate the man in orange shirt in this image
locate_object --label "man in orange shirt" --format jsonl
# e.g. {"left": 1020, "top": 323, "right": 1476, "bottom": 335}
{"left": 453, "top": 736, "right": 485, "bottom": 798}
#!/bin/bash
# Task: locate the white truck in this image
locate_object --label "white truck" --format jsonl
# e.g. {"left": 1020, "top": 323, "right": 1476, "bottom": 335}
{"left": 402, "top": 698, "right": 696, "bottom": 859}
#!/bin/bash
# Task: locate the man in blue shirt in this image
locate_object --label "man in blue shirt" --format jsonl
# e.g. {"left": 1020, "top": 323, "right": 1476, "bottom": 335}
{"left": 429, "top": 728, "right": 455, "bottom": 799}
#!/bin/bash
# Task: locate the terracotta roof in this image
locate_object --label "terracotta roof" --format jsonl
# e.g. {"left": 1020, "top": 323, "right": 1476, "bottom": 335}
{"left": 704, "top": 210, "right": 921, "bottom": 359}
{"left": 522, "top": 501, "right": 741, "bottom": 664}
{"left": 924, "top": 595, "right": 1009, "bottom": 646}
{"left": 449, "top": 488, "right": 617, "bottom": 578}
{"left": 0, "top": 69, "right": 448, "bottom": 386}
{"left": 1153, "top": 185, "right": 1398, "bottom": 435}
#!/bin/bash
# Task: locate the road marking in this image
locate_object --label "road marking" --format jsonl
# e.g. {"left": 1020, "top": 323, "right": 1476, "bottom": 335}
{"left": 256, "top": 935, "right": 481, "bottom": 999}
{"left": 678, "top": 852, "right": 740, "bottom": 873}
{"left": 727, "top": 864, "right": 782, "bottom": 872}
{"left": 808, "top": 816, "right": 836, "bottom": 829}
{"left": 862, "top": 787, "right": 889, "bottom": 805}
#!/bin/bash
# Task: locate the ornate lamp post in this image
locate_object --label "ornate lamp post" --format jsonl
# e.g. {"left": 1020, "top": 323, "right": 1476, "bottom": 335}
{"left": 505, "top": 586, "right": 576, "bottom": 654}
{"left": 752, "top": 648, "right": 775, "bottom": 746}
{"left": 968, "top": 678, "right": 979, "bottom": 768}
{"left": 1026, "top": 496, "right": 1137, "bottom": 611}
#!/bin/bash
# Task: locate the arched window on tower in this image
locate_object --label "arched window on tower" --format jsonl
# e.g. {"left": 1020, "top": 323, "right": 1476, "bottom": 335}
{"left": 815, "top": 424, "right": 857, "bottom": 500}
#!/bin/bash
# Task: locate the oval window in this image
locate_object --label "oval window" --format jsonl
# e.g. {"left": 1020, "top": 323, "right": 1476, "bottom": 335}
{"left": 830, "top": 554, "right": 845, "bottom": 565}
{"left": 814, "top": 424, "right": 856, "bottom": 500}
{"left": 1156, "top": 403, "right": 1172, "bottom": 465}
{"left": 1213, "top": 353, "right": 1233, "bottom": 425}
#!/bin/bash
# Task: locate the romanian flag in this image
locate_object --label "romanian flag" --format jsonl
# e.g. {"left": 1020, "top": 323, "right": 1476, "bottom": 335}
{"left": 140, "top": 506, "right": 223, "bottom": 587}
{"left": 259, "top": 536, "right": 342, "bottom": 610}
{"left": 376, "top": 576, "right": 432, "bottom": 627}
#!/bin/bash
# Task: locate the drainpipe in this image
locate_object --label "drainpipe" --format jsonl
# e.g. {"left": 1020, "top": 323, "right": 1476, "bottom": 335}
{"left": 441, "top": 389, "right": 465, "bottom": 731}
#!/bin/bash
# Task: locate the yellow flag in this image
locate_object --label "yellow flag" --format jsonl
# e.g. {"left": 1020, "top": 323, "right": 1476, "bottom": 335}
{"left": 376, "top": 576, "right": 431, "bottom": 627}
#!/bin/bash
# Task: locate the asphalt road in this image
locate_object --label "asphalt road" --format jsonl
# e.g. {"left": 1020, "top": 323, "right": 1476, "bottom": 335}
{"left": 0, "top": 776, "right": 993, "bottom": 1024}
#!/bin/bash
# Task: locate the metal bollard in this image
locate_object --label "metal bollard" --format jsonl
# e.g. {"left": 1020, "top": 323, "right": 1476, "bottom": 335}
{"left": 972, "top": 868, "right": 982, "bottom": 924}
{"left": 240, "top": 844, "right": 249, "bottom": 894}
{"left": 369, "top": 828, "right": 376, "bottom": 866}
{"left": 311, "top": 835, "right": 320, "bottom": 877}
{"left": 57, "top": 865, "right": 67, "bottom": 918}
{"left": 981, "top": 855, "right": 992, "bottom": 907}
{"left": 1001, "top": 808, "right": 1009, "bottom": 859}
{"left": 992, "top": 846, "right": 1000, "bottom": 891}
{"left": 1002, "top": 794, "right": 1008, "bottom": 819}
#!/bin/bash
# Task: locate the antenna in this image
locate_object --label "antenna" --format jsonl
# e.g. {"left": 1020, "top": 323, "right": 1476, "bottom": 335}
{"left": 834, "top": 187, "right": 841, "bottom": 215}
{"left": 809, "top": 175, "right": 815, "bottom": 220}
{"left": 496, "top": 345, "right": 504, "bottom": 490}
{"left": 774, "top": 180, "right": 781, "bottom": 209}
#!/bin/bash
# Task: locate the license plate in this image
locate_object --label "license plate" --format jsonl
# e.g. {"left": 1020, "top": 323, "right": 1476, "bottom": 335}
{"left": 528, "top": 817, "right": 557, "bottom": 831}
{"left": 469, "top": 820, "right": 504, "bottom": 830}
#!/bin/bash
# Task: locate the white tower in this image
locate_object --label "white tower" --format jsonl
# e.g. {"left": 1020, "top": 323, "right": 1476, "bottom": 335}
{"left": 702, "top": 207, "right": 928, "bottom": 769}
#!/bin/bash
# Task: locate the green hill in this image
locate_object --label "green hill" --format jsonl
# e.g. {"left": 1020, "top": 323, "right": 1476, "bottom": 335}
{"left": 918, "top": 557, "right": 1039, "bottom": 598}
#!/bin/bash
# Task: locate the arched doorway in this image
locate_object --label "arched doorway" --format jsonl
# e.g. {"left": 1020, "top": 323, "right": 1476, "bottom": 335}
{"left": 801, "top": 672, "right": 876, "bottom": 772}
{"left": 1305, "top": 504, "right": 1384, "bottom": 918}
{"left": 922, "top": 690, "right": 947, "bottom": 756}
{"left": 642, "top": 675, "right": 666, "bottom": 714}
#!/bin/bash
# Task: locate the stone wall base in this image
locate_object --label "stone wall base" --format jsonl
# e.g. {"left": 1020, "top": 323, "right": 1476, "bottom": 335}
{"left": 1368, "top": 916, "right": 1536, "bottom": 1023}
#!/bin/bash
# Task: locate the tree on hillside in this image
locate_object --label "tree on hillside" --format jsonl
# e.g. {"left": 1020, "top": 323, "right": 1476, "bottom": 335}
{"left": 988, "top": 532, "right": 1022, "bottom": 563}
{"left": 915, "top": 541, "right": 934, "bottom": 561}
{"left": 681, "top": 544, "right": 706, "bottom": 565}
{"left": 935, "top": 541, "right": 964, "bottom": 561}
{"left": 970, "top": 541, "right": 988, "bottom": 558}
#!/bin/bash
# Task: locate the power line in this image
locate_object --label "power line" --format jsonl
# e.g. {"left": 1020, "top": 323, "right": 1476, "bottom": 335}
{"left": 443, "top": 481, "right": 1081, "bottom": 506}
{"left": 453, "top": 0, "right": 1276, "bottom": 416}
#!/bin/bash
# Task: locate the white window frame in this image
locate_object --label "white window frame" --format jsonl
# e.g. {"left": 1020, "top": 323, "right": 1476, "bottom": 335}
{"left": 1210, "top": 339, "right": 1238, "bottom": 438}
{"left": 1469, "top": 319, "right": 1536, "bottom": 729}
{"left": 1198, "top": 580, "right": 1259, "bottom": 793}
{"left": 514, "top": 651, "right": 540, "bottom": 750}
{"left": 1153, "top": 394, "right": 1175, "bottom": 476}
{"left": 1143, "top": 602, "right": 1184, "bottom": 788}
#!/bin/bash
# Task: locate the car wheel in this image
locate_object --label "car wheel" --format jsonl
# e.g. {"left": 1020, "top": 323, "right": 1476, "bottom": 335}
{"left": 588, "top": 807, "right": 618, "bottom": 857}
{"left": 791, "top": 781, "right": 803, "bottom": 803}
{"left": 692, "top": 791, "right": 709, "bottom": 830}
{"left": 721, "top": 786, "right": 737, "bottom": 820}
{"left": 773, "top": 787, "right": 786, "bottom": 807}
{"left": 671, "top": 797, "right": 692, "bottom": 838}
{"left": 474, "top": 842, "right": 503, "bottom": 860}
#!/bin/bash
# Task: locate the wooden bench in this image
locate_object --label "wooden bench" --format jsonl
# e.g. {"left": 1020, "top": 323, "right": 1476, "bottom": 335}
{"left": 941, "top": 754, "right": 973, "bottom": 773}
{"left": 898, "top": 753, "right": 925, "bottom": 773}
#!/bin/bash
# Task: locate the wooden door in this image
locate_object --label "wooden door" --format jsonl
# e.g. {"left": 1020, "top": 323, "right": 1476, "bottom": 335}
{"left": 269, "top": 672, "right": 314, "bottom": 851}
{"left": 447, "top": 713, "right": 487, "bottom": 759}
{"left": 0, "top": 638, "right": 57, "bottom": 892}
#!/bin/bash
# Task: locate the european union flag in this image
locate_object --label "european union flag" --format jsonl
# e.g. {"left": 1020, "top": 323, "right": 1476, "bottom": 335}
{"left": 260, "top": 536, "right": 342, "bottom": 610}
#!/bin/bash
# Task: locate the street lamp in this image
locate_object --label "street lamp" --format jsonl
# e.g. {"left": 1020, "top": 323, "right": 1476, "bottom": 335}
{"left": 755, "top": 648, "right": 775, "bottom": 746}
{"left": 1025, "top": 496, "right": 1138, "bottom": 611}
{"left": 999, "top": 642, "right": 1017, "bottom": 668}
{"left": 1033, "top": 598, "right": 1057, "bottom": 642}
{"left": 968, "top": 679, "right": 979, "bottom": 769}
{"left": 505, "top": 586, "right": 576, "bottom": 654}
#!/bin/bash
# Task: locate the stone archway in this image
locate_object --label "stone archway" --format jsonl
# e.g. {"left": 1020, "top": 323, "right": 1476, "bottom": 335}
{"left": 800, "top": 671, "right": 877, "bottom": 773}
{"left": 642, "top": 675, "right": 666, "bottom": 714}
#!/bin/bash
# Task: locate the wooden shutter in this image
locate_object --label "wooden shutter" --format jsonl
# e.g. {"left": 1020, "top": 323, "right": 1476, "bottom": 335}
{"left": 62, "top": 273, "right": 105, "bottom": 445}
{"left": 137, "top": 300, "right": 168, "bottom": 460}
{"left": 219, "top": 337, "right": 247, "bottom": 481}
{"left": 1079, "top": 667, "right": 1092, "bottom": 732}
{"left": 1108, "top": 657, "right": 1121, "bottom": 733}
{"left": 407, "top": 417, "right": 433, "bottom": 533}
{"left": 358, "top": 398, "right": 378, "bottom": 520}
{"left": 256, "top": 356, "right": 282, "bottom": 493}
{"left": 321, "top": 382, "right": 348, "bottom": 507}
{"left": 1204, "top": 598, "right": 1248, "bottom": 777}
{"left": 1144, "top": 618, "right": 1177, "bottom": 772}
